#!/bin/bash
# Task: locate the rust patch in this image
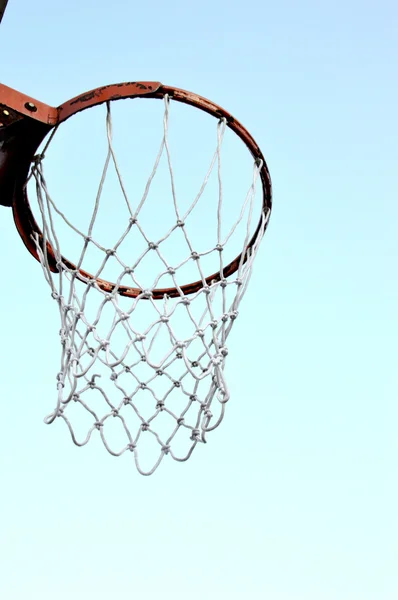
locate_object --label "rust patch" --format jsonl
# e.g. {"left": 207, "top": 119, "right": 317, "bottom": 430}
{"left": 69, "top": 90, "right": 99, "bottom": 106}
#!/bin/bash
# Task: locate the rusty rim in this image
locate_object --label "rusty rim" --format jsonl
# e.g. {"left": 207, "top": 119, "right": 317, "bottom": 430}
{"left": 9, "top": 82, "right": 272, "bottom": 299}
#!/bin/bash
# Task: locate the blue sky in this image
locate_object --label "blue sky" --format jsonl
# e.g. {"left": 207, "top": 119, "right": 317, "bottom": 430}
{"left": 0, "top": 1, "right": 396, "bottom": 598}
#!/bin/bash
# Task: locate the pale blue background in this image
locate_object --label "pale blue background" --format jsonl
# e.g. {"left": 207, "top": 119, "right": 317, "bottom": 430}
{"left": 0, "top": 0, "right": 397, "bottom": 598}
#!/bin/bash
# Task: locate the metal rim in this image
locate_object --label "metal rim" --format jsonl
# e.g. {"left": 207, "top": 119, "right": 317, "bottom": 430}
{"left": 10, "top": 82, "right": 272, "bottom": 299}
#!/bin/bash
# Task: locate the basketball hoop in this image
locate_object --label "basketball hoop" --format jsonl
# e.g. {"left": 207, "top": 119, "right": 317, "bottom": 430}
{"left": 0, "top": 81, "right": 272, "bottom": 474}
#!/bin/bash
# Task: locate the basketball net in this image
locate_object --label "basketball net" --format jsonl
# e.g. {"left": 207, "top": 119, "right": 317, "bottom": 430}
{"left": 29, "top": 96, "right": 269, "bottom": 475}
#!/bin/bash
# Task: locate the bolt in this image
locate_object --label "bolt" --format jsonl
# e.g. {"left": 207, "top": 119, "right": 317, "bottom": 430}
{"left": 24, "top": 102, "right": 38, "bottom": 113}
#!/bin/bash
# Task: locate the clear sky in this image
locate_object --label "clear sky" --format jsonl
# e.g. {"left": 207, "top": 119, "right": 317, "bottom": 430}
{"left": 0, "top": 1, "right": 396, "bottom": 599}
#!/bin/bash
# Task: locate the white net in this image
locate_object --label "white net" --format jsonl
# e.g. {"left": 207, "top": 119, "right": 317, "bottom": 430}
{"left": 29, "top": 96, "right": 269, "bottom": 475}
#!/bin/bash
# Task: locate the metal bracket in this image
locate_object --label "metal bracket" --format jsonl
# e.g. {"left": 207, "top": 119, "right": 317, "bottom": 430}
{"left": 0, "top": 116, "right": 51, "bottom": 207}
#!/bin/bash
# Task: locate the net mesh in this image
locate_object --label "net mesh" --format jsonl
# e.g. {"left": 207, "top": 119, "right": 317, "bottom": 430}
{"left": 29, "top": 96, "right": 269, "bottom": 475}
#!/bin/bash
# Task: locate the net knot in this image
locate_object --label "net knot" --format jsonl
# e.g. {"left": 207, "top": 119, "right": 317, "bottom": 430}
{"left": 89, "top": 374, "right": 101, "bottom": 387}
{"left": 129, "top": 217, "right": 138, "bottom": 225}
{"left": 221, "top": 313, "right": 229, "bottom": 322}
{"left": 210, "top": 319, "right": 218, "bottom": 329}
{"left": 94, "top": 421, "right": 103, "bottom": 430}
{"left": 176, "top": 219, "right": 185, "bottom": 227}
{"left": 32, "top": 153, "right": 44, "bottom": 165}
{"left": 124, "top": 267, "right": 134, "bottom": 274}
{"left": 142, "top": 290, "right": 153, "bottom": 299}
{"left": 141, "top": 422, "right": 149, "bottom": 431}
{"left": 173, "top": 380, "right": 181, "bottom": 387}
{"left": 106, "top": 249, "right": 115, "bottom": 256}
{"left": 72, "top": 393, "right": 80, "bottom": 402}
{"left": 211, "top": 355, "right": 223, "bottom": 366}
{"left": 190, "top": 429, "right": 200, "bottom": 440}
{"left": 140, "top": 382, "right": 147, "bottom": 390}
{"left": 191, "top": 251, "right": 200, "bottom": 261}
{"left": 180, "top": 296, "right": 190, "bottom": 306}
{"left": 123, "top": 397, "right": 130, "bottom": 406}
{"left": 161, "top": 444, "right": 170, "bottom": 455}
{"left": 128, "top": 443, "right": 136, "bottom": 451}
{"left": 190, "top": 394, "right": 198, "bottom": 402}
{"left": 112, "top": 408, "right": 119, "bottom": 417}
{"left": 220, "top": 279, "right": 228, "bottom": 288}
{"left": 196, "top": 329, "right": 205, "bottom": 338}
{"left": 230, "top": 310, "right": 239, "bottom": 320}
{"left": 156, "top": 369, "right": 164, "bottom": 376}
{"left": 215, "top": 243, "right": 223, "bottom": 252}
{"left": 148, "top": 242, "right": 158, "bottom": 250}
{"left": 167, "top": 267, "right": 176, "bottom": 275}
{"left": 156, "top": 400, "right": 165, "bottom": 410}
{"left": 135, "top": 334, "right": 146, "bottom": 342}
{"left": 220, "top": 346, "right": 228, "bottom": 357}
{"left": 110, "top": 372, "right": 118, "bottom": 381}
{"left": 202, "top": 286, "right": 211, "bottom": 295}
{"left": 177, "top": 417, "right": 184, "bottom": 425}
{"left": 235, "top": 278, "right": 243, "bottom": 287}
{"left": 160, "top": 316, "right": 169, "bottom": 323}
